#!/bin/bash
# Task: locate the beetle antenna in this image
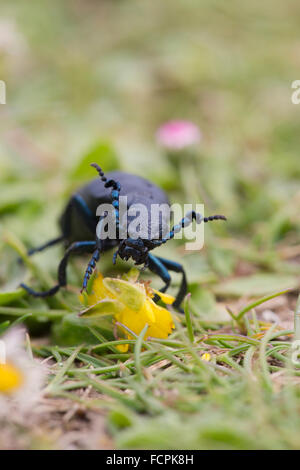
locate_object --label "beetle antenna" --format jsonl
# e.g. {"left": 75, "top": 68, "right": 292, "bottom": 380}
{"left": 91, "top": 163, "right": 121, "bottom": 233}
{"left": 152, "top": 211, "right": 226, "bottom": 247}
{"left": 203, "top": 214, "right": 227, "bottom": 222}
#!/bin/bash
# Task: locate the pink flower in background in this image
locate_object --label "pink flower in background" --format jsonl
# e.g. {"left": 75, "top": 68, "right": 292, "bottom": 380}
{"left": 156, "top": 120, "right": 201, "bottom": 150}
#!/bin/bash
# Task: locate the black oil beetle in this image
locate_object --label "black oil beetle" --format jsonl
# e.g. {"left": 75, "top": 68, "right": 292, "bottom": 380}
{"left": 21, "top": 164, "right": 226, "bottom": 309}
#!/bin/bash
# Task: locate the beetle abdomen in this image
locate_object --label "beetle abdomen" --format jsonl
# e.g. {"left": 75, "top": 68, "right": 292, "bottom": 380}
{"left": 59, "top": 171, "right": 170, "bottom": 244}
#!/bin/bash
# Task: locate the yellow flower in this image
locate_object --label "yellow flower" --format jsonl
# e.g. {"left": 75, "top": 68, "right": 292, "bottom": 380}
{"left": 80, "top": 270, "right": 175, "bottom": 352}
{"left": 201, "top": 353, "right": 211, "bottom": 362}
{"left": 0, "top": 328, "right": 47, "bottom": 417}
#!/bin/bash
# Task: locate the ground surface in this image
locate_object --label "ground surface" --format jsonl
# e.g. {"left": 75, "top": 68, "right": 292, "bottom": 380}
{"left": 0, "top": 0, "right": 300, "bottom": 450}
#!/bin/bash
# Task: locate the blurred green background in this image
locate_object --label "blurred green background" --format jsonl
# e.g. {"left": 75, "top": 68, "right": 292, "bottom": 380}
{"left": 0, "top": 0, "right": 299, "bottom": 303}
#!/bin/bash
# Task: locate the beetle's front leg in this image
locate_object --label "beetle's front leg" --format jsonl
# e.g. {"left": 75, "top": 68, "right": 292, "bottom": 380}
{"left": 147, "top": 253, "right": 171, "bottom": 300}
{"left": 81, "top": 242, "right": 102, "bottom": 291}
{"left": 81, "top": 216, "right": 109, "bottom": 291}
{"left": 148, "top": 254, "right": 187, "bottom": 310}
{"left": 155, "top": 256, "right": 187, "bottom": 309}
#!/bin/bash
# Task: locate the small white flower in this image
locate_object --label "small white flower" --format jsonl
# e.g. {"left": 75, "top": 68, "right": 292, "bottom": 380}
{"left": 0, "top": 327, "right": 47, "bottom": 418}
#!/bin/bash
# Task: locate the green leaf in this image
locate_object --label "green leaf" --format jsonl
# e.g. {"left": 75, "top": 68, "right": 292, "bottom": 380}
{"left": 207, "top": 247, "right": 236, "bottom": 277}
{"left": 189, "top": 284, "right": 216, "bottom": 314}
{"left": 0, "top": 321, "right": 10, "bottom": 335}
{"left": 184, "top": 294, "right": 194, "bottom": 343}
{"left": 103, "top": 278, "right": 145, "bottom": 311}
{"left": 0, "top": 183, "right": 42, "bottom": 214}
{"left": 122, "top": 268, "right": 140, "bottom": 283}
{"left": 214, "top": 274, "right": 298, "bottom": 297}
{"left": 79, "top": 299, "right": 122, "bottom": 317}
{"left": 236, "top": 288, "right": 291, "bottom": 321}
{"left": 109, "top": 409, "right": 133, "bottom": 430}
{"left": 0, "top": 288, "right": 26, "bottom": 306}
{"left": 71, "top": 140, "right": 119, "bottom": 181}
{"left": 51, "top": 313, "right": 114, "bottom": 346}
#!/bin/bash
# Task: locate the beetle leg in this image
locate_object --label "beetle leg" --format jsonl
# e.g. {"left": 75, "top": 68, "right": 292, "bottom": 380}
{"left": 20, "top": 283, "right": 61, "bottom": 297}
{"left": 26, "top": 236, "right": 65, "bottom": 257}
{"left": 21, "top": 241, "right": 96, "bottom": 297}
{"left": 147, "top": 253, "right": 171, "bottom": 302}
{"left": 81, "top": 246, "right": 101, "bottom": 291}
{"left": 148, "top": 254, "right": 187, "bottom": 310}
{"left": 155, "top": 256, "right": 187, "bottom": 310}
{"left": 81, "top": 215, "right": 109, "bottom": 291}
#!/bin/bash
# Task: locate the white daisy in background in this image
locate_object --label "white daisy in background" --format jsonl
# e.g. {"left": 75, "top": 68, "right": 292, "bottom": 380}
{"left": 0, "top": 327, "right": 47, "bottom": 418}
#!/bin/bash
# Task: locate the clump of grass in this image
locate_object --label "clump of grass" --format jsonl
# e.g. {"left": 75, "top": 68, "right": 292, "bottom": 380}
{"left": 1, "top": 0, "right": 300, "bottom": 450}
{"left": 1, "top": 276, "right": 298, "bottom": 449}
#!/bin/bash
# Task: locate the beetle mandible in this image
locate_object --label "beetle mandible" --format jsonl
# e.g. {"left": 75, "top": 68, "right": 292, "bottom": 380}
{"left": 21, "top": 163, "right": 226, "bottom": 309}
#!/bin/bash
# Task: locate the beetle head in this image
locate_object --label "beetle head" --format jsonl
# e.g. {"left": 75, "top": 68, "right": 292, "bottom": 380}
{"left": 113, "top": 237, "right": 156, "bottom": 267}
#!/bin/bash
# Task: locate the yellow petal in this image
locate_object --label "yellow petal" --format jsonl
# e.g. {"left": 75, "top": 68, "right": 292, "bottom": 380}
{"left": 152, "top": 289, "right": 175, "bottom": 305}
{"left": 149, "top": 300, "right": 174, "bottom": 329}
{"left": 93, "top": 273, "right": 113, "bottom": 301}
{"left": 116, "top": 343, "right": 129, "bottom": 353}
{"left": 141, "top": 299, "right": 156, "bottom": 323}
{"left": 115, "top": 308, "right": 147, "bottom": 337}
{"left": 79, "top": 290, "right": 90, "bottom": 307}
{"left": 79, "top": 273, "right": 113, "bottom": 307}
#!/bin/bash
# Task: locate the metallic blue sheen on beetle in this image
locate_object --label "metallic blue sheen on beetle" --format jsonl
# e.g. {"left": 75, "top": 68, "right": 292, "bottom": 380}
{"left": 20, "top": 164, "right": 226, "bottom": 309}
